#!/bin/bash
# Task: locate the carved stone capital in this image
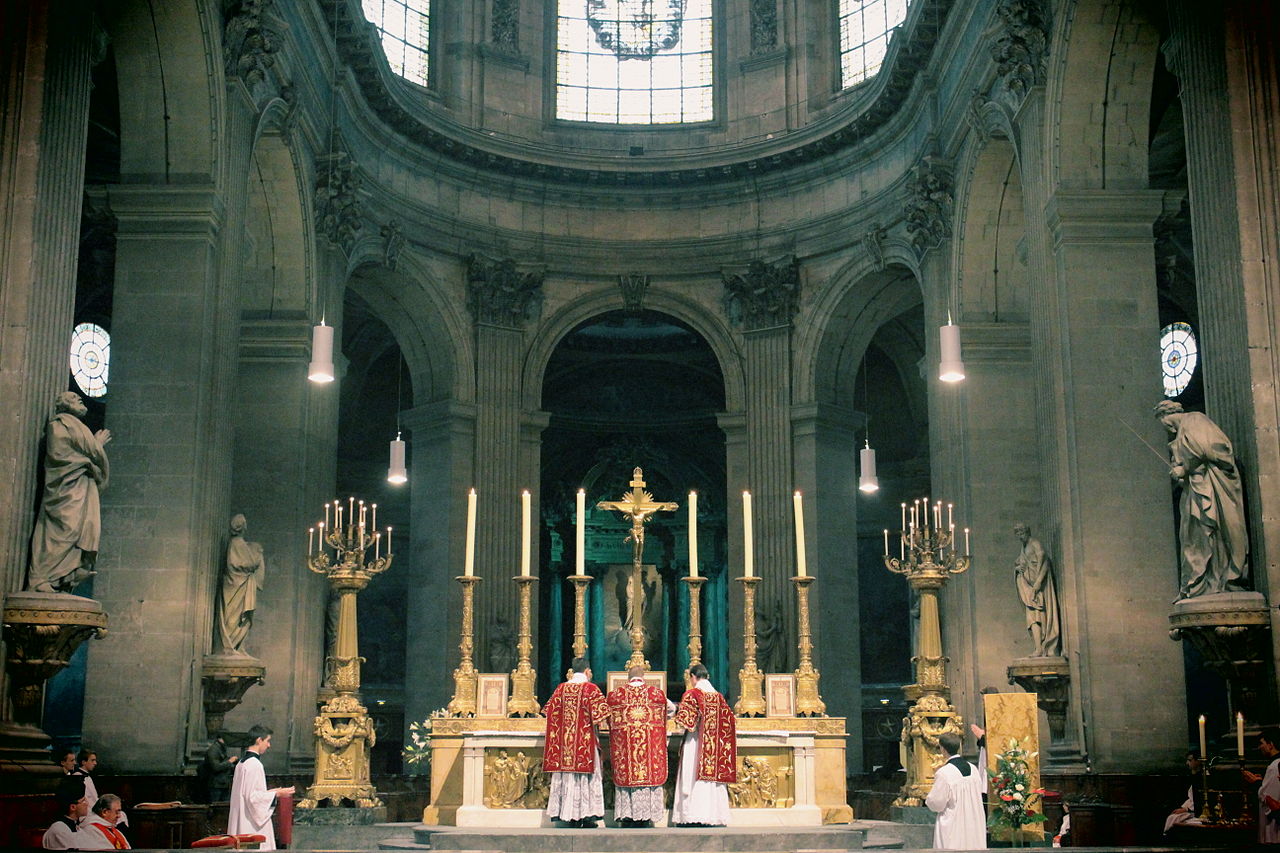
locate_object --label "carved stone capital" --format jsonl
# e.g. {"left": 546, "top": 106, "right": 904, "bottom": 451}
{"left": 3, "top": 592, "right": 107, "bottom": 730}
{"left": 224, "top": 0, "right": 287, "bottom": 104}
{"left": 1007, "top": 655, "right": 1071, "bottom": 743}
{"left": 989, "top": 0, "right": 1050, "bottom": 100}
{"left": 902, "top": 157, "right": 954, "bottom": 257}
{"left": 618, "top": 273, "right": 649, "bottom": 311}
{"left": 315, "top": 134, "right": 364, "bottom": 256}
{"left": 466, "top": 254, "right": 544, "bottom": 328}
{"left": 201, "top": 653, "right": 266, "bottom": 739}
{"left": 722, "top": 256, "right": 801, "bottom": 330}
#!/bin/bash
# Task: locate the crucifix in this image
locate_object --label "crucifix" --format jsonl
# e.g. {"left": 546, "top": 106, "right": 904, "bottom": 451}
{"left": 596, "top": 467, "right": 679, "bottom": 669}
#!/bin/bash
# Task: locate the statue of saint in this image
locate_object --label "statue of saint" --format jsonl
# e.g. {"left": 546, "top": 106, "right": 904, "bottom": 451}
{"left": 27, "top": 392, "right": 111, "bottom": 593}
{"left": 488, "top": 616, "right": 516, "bottom": 674}
{"left": 1154, "top": 400, "right": 1251, "bottom": 598}
{"left": 756, "top": 597, "right": 787, "bottom": 673}
{"left": 217, "top": 514, "right": 265, "bottom": 654}
{"left": 1013, "top": 523, "right": 1061, "bottom": 657}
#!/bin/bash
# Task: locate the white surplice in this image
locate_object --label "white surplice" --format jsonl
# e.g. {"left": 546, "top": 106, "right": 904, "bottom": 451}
{"left": 545, "top": 672, "right": 605, "bottom": 824}
{"left": 925, "top": 755, "right": 987, "bottom": 850}
{"left": 228, "top": 752, "right": 276, "bottom": 850}
{"left": 670, "top": 679, "right": 730, "bottom": 827}
{"left": 1260, "top": 756, "right": 1280, "bottom": 843}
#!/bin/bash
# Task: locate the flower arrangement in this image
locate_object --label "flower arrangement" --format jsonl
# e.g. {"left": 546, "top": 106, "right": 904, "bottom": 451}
{"left": 402, "top": 709, "right": 448, "bottom": 770}
{"left": 988, "top": 737, "right": 1047, "bottom": 833}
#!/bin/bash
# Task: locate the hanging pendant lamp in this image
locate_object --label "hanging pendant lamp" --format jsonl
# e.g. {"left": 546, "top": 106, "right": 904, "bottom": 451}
{"left": 938, "top": 313, "right": 965, "bottom": 383}
{"left": 387, "top": 432, "right": 408, "bottom": 484}
{"left": 308, "top": 320, "right": 335, "bottom": 383}
{"left": 859, "top": 438, "right": 880, "bottom": 493}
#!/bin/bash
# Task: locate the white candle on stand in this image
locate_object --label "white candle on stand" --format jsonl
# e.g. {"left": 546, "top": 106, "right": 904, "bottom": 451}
{"left": 1238, "top": 713, "right": 1246, "bottom": 757}
{"left": 742, "top": 491, "right": 754, "bottom": 578}
{"left": 576, "top": 488, "right": 586, "bottom": 576}
{"left": 324, "top": 503, "right": 330, "bottom": 531}
{"left": 349, "top": 497, "right": 354, "bottom": 527}
{"left": 464, "top": 488, "right": 477, "bottom": 576}
{"left": 371, "top": 503, "right": 377, "bottom": 534}
{"left": 793, "top": 491, "right": 807, "bottom": 577}
{"left": 883, "top": 529, "right": 889, "bottom": 555}
{"left": 901, "top": 503, "right": 906, "bottom": 534}
{"left": 309, "top": 527, "right": 314, "bottom": 554}
{"left": 521, "top": 490, "right": 531, "bottom": 576}
{"left": 947, "top": 503, "right": 953, "bottom": 529}
{"left": 387, "top": 526, "right": 392, "bottom": 556}
{"left": 1199, "top": 714, "right": 1207, "bottom": 759}
{"left": 688, "top": 491, "right": 699, "bottom": 578}
{"left": 375, "top": 531, "right": 381, "bottom": 561}
{"left": 934, "top": 502, "right": 941, "bottom": 529}
{"left": 964, "top": 527, "right": 970, "bottom": 555}
{"left": 900, "top": 530, "right": 905, "bottom": 560}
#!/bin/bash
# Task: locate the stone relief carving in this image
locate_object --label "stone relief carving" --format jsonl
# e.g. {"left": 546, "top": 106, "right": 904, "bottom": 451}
{"left": 722, "top": 256, "right": 801, "bottom": 330}
{"left": 491, "top": 0, "right": 519, "bottom": 53}
{"left": 315, "top": 136, "right": 364, "bottom": 255}
{"left": 381, "top": 221, "right": 405, "bottom": 271}
{"left": 990, "top": 0, "right": 1050, "bottom": 99}
{"left": 862, "top": 224, "right": 887, "bottom": 271}
{"left": 902, "top": 158, "right": 954, "bottom": 256}
{"left": 224, "top": 0, "right": 281, "bottom": 88}
{"left": 750, "top": 0, "right": 779, "bottom": 55}
{"left": 466, "top": 254, "right": 545, "bottom": 327}
{"left": 618, "top": 273, "right": 649, "bottom": 312}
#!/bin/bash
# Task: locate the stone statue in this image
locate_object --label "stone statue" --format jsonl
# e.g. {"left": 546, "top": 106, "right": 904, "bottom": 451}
{"left": 27, "top": 392, "right": 111, "bottom": 593}
{"left": 1013, "top": 523, "right": 1061, "bottom": 657}
{"left": 1154, "top": 400, "right": 1250, "bottom": 598}
{"left": 216, "top": 514, "right": 265, "bottom": 654}
{"left": 756, "top": 596, "right": 787, "bottom": 673}
{"left": 488, "top": 616, "right": 516, "bottom": 674}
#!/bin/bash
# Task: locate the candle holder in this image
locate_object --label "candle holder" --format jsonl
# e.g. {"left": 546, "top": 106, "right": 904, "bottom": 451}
{"left": 569, "top": 574, "right": 593, "bottom": 660}
{"left": 507, "top": 575, "right": 540, "bottom": 717}
{"left": 1198, "top": 759, "right": 1212, "bottom": 822}
{"left": 792, "top": 575, "right": 826, "bottom": 716}
{"left": 883, "top": 499, "right": 971, "bottom": 806}
{"left": 683, "top": 575, "right": 707, "bottom": 671}
{"left": 735, "top": 575, "right": 766, "bottom": 717}
{"left": 446, "top": 575, "right": 481, "bottom": 716}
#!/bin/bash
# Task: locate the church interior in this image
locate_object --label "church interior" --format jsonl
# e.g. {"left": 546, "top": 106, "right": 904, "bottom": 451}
{"left": 2, "top": 0, "right": 1279, "bottom": 848}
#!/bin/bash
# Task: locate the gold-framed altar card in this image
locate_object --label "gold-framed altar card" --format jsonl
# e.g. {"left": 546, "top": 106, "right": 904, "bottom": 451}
{"left": 606, "top": 670, "right": 667, "bottom": 694}
{"left": 765, "top": 674, "right": 797, "bottom": 717}
{"left": 476, "top": 673, "right": 509, "bottom": 717}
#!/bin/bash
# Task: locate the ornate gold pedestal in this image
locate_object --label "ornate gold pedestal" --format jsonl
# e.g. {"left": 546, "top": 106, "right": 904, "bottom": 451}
{"left": 568, "top": 574, "right": 592, "bottom": 660}
{"left": 447, "top": 576, "right": 481, "bottom": 717}
{"left": 735, "top": 576, "right": 766, "bottom": 717}
{"left": 200, "top": 654, "right": 266, "bottom": 738}
{"left": 507, "top": 575, "right": 540, "bottom": 717}
{"left": 792, "top": 575, "right": 825, "bottom": 716}
{"left": 683, "top": 575, "right": 706, "bottom": 670}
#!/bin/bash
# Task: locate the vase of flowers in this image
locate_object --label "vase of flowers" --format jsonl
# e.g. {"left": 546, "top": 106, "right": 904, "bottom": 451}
{"left": 988, "top": 737, "right": 1047, "bottom": 846}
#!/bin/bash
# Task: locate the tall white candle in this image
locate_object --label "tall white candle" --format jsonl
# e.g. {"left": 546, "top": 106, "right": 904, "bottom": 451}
{"left": 464, "top": 488, "right": 477, "bottom": 576}
{"left": 371, "top": 503, "right": 377, "bottom": 534}
{"left": 742, "top": 491, "right": 754, "bottom": 578}
{"left": 883, "top": 529, "right": 889, "bottom": 555}
{"left": 964, "top": 527, "right": 970, "bottom": 555}
{"left": 793, "top": 491, "right": 807, "bottom": 577}
{"left": 688, "top": 491, "right": 699, "bottom": 578}
{"left": 349, "top": 497, "right": 354, "bottom": 528}
{"left": 934, "top": 502, "right": 941, "bottom": 529}
{"left": 901, "top": 503, "right": 907, "bottom": 534}
{"left": 1198, "top": 714, "right": 1207, "bottom": 759}
{"left": 575, "top": 488, "right": 586, "bottom": 576}
{"left": 375, "top": 531, "right": 380, "bottom": 561}
{"left": 900, "top": 529, "right": 905, "bottom": 560}
{"left": 324, "top": 503, "right": 330, "bottom": 531}
{"left": 386, "top": 526, "right": 392, "bottom": 556}
{"left": 947, "top": 503, "right": 953, "bottom": 529}
{"left": 309, "top": 527, "right": 315, "bottom": 554}
{"left": 1238, "top": 712, "right": 1245, "bottom": 757}
{"left": 521, "top": 490, "right": 531, "bottom": 576}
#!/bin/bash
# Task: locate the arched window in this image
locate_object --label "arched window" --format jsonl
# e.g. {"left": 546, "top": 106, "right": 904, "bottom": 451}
{"left": 556, "top": 0, "right": 714, "bottom": 124}
{"left": 838, "top": 0, "right": 908, "bottom": 88}
{"left": 363, "top": 0, "right": 430, "bottom": 87}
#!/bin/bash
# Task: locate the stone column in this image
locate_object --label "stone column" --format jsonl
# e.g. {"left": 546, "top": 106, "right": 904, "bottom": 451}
{"left": 83, "top": 185, "right": 231, "bottom": 771}
{"left": 0, "top": 3, "right": 95, "bottom": 736}
{"left": 717, "top": 410, "right": 749, "bottom": 692}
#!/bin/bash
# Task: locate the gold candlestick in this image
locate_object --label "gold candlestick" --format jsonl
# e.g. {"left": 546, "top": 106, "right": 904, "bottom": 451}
{"left": 684, "top": 575, "right": 707, "bottom": 670}
{"left": 735, "top": 575, "right": 766, "bottom": 717}
{"left": 792, "top": 575, "right": 826, "bottom": 716}
{"left": 447, "top": 575, "right": 481, "bottom": 716}
{"left": 507, "top": 574, "right": 540, "bottom": 716}
{"left": 569, "top": 574, "right": 593, "bottom": 659}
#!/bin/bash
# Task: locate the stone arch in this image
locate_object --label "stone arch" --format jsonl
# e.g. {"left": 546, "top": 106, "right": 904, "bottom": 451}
{"left": 953, "top": 136, "right": 1029, "bottom": 323}
{"left": 241, "top": 133, "right": 309, "bottom": 315}
{"left": 1048, "top": 0, "right": 1162, "bottom": 189}
{"left": 522, "top": 286, "right": 745, "bottom": 414}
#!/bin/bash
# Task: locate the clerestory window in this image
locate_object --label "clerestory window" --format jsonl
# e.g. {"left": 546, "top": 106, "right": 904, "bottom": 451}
{"left": 556, "top": 0, "right": 714, "bottom": 125}
{"left": 363, "top": 0, "right": 430, "bottom": 87}
{"left": 838, "top": 0, "right": 908, "bottom": 88}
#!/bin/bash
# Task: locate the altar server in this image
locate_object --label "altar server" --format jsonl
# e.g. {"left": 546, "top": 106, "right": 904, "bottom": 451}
{"left": 1244, "top": 726, "right": 1280, "bottom": 843}
{"left": 925, "top": 732, "right": 987, "bottom": 850}
{"left": 42, "top": 776, "right": 88, "bottom": 850}
{"left": 79, "top": 794, "right": 130, "bottom": 850}
{"left": 607, "top": 665, "right": 676, "bottom": 827}
{"left": 672, "top": 663, "right": 736, "bottom": 827}
{"left": 228, "top": 724, "right": 294, "bottom": 850}
{"left": 543, "top": 657, "right": 609, "bottom": 827}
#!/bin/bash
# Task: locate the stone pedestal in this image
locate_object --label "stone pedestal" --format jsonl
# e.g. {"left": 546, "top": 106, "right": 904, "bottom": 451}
{"left": 200, "top": 653, "right": 266, "bottom": 738}
{"left": 1007, "top": 656, "right": 1071, "bottom": 747}
{"left": 1, "top": 592, "right": 106, "bottom": 770}
{"left": 1169, "top": 591, "right": 1271, "bottom": 719}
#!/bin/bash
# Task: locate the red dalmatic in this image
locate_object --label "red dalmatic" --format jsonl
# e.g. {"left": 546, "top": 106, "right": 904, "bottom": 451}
{"left": 543, "top": 680, "right": 608, "bottom": 773}
{"left": 606, "top": 682, "right": 670, "bottom": 787}
{"left": 675, "top": 687, "right": 737, "bottom": 783}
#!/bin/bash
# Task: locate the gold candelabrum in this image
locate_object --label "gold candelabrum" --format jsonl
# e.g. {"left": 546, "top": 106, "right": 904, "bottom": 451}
{"left": 792, "top": 575, "right": 826, "bottom": 716}
{"left": 507, "top": 575, "right": 540, "bottom": 716}
{"left": 299, "top": 498, "right": 392, "bottom": 809}
{"left": 568, "top": 574, "right": 593, "bottom": 661}
{"left": 684, "top": 575, "right": 706, "bottom": 670}
{"left": 883, "top": 497, "right": 971, "bottom": 806}
{"left": 735, "top": 575, "right": 766, "bottom": 717}
{"left": 597, "top": 467, "right": 678, "bottom": 671}
{"left": 446, "top": 575, "right": 481, "bottom": 716}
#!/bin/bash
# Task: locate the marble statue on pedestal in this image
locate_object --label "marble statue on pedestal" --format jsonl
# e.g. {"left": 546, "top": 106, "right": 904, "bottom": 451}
{"left": 1154, "top": 400, "right": 1250, "bottom": 598}
{"left": 1013, "top": 523, "right": 1061, "bottom": 657}
{"left": 217, "top": 514, "right": 265, "bottom": 654}
{"left": 27, "top": 392, "right": 111, "bottom": 594}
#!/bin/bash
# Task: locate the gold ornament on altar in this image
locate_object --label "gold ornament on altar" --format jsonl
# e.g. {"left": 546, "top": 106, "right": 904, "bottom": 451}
{"left": 298, "top": 498, "right": 392, "bottom": 809}
{"left": 883, "top": 497, "right": 971, "bottom": 806}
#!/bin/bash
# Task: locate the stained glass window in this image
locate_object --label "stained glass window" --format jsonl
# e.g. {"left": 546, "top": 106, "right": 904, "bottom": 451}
{"left": 69, "top": 323, "right": 110, "bottom": 398}
{"left": 838, "top": 0, "right": 908, "bottom": 88}
{"left": 363, "top": 0, "right": 430, "bottom": 87}
{"left": 556, "top": 0, "right": 714, "bottom": 124}
{"left": 1161, "top": 322, "right": 1198, "bottom": 397}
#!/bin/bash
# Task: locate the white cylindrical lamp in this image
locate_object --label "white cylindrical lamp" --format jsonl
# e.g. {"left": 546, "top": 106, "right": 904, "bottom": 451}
{"left": 387, "top": 431, "right": 408, "bottom": 484}
{"left": 939, "top": 320, "right": 965, "bottom": 383}
{"left": 308, "top": 321, "right": 336, "bottom": 383}
{"left": 859, "top": 440, "right": 879, "bottom": 493}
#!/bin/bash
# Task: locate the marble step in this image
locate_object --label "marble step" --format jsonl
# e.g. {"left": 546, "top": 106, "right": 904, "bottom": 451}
{"left": 406, "top": 824, "right": 877, "bottom": 852}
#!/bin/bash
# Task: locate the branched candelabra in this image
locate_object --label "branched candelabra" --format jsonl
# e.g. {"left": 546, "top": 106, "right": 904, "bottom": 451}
{"left": 883, "top": 498, "right": 971, "bottom": 806}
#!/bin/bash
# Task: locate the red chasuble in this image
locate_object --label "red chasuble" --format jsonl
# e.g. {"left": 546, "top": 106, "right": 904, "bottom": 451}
{"left": 606, "top": 682, "right": 670, "bottom": 787}
{"left": 675, "top": 687, "right": 738, "bottom": 783}
{"left": 543, "top": 680, "right": 609, "bottom": 773}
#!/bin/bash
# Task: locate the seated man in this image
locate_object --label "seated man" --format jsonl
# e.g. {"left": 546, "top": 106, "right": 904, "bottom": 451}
{"left": 1164, "top": 750, "right": 1203, "bottom": 834}
{"left": 80, "top": 794, "right": 130, "bottom": 850}
{"left": 42, "top": 777, "right": 88, "bottom": 850}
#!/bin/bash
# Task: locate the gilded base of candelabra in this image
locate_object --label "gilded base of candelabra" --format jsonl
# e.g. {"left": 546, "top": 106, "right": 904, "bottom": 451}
{"left": 447, "top": 576, "right": 481, "bottom": 716}
{"left": 508, "top": 576, "right": 540, "bottom": 717}
{"left": 298, "top": 692, "right": 382, "bottom": 809}
{"left": 735, "top": 576, "right": 766, "bottom": 717}
{"left": 894, "top": 692, "right": 963, "bottom": 807}
{"left": 792, "top": 576, "right": 826, "bottom": 717}
{"left": 684, "top": 575, "right": 706, "bottom": 670}
{"left": 448, "top": 665, "right": 478, "bottom": 717}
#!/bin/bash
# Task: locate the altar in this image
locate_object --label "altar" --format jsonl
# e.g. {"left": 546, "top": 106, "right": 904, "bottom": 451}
{"left": 423, "top": 716, "right": 853, "bottom": 827}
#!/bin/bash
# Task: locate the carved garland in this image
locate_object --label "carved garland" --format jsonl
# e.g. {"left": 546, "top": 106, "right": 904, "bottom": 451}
{"left": 902, "top": 158, "right": 954, "bottom": 256}
{"left": 990, "top": 0, "right": 1050, "bottom": 99}
{"left": 722, "top": 256, "right": 801, "bottom": 331}
{"left": 466, "top": 254, "right": 545, "bottom": 328}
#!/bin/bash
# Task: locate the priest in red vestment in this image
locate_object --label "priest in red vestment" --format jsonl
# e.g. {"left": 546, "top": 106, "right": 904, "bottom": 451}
{"left": 543, "top": 656, "right": 609, "bottom": 827}
{"left": 672, "top": 663, "right": 736, "bottom": 826}
{"left": 606, "top": 665, "right": 675, "bottom": 827}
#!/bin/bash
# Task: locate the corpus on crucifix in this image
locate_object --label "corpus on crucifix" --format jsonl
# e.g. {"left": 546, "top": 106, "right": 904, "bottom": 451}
{"left": 596, "top": 467, "right": 678, "bottom": 670}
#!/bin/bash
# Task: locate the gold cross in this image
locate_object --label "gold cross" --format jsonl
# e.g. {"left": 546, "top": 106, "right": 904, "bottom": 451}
{"left": 596, "top": 467, "right": 678, "bottom": 557}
